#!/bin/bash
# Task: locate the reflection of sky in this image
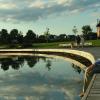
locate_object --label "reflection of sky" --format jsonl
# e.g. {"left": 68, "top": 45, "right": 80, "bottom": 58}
{"left": 0, "top": 57, "right": 83, "bottom": 100}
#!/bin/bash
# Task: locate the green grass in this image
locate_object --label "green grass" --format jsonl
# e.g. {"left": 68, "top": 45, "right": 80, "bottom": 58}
{"left": 32, "top": 42, "right": 69, "bottom": 48}
{"left": 32, "top": 40, "right": 100, "bottom": 48}
{"left": 87, "top": 39, "right": 100, "bottom": 46}
{"left": 32, "top": 39, "right": 100, "bottom": 48}
{"left": 0, "top": 39, "right": 100, "bottom": 49}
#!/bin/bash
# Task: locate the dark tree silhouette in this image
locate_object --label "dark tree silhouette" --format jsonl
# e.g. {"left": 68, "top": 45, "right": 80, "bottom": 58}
{"left": 38, "top": 35, "right": 46, "bottom": 43}
{"left": 17, "top": 31, "right": 24, "bottom": 44}
{"left": 82, "top": 25, "right": 92, "bottom": 35}
{"left": 9, "top": 29, "right": 19, "bottom": 44}
{"left": 58, "top": 34, "right": 67, "bottom": 41}
{"left": 0, "top": 29, "right": 9, "bottom": 44}
{"left": 23, "top": 30, "right": 36, "bottom": 47}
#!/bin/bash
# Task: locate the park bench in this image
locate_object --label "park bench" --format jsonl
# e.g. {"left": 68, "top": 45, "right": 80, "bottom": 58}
{"left": 59, "top": 42, "right": 92, "bottom": 48}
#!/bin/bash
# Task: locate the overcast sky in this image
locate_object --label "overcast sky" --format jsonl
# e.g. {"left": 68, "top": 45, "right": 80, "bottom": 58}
{"left": 0, "top": 0, "right": 100, "bottom": 35}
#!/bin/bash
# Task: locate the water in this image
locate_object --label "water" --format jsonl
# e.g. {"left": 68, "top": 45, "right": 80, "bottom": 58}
{"left": 0, "top": 55, "right": 83, "bottom": 100}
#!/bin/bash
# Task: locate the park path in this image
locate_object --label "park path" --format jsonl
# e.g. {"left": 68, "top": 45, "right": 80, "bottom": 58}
{"left": 74, "top": 47, "right": 100, "bottom": 60}
{"left": 76, "top": 47, "right": 100, "bottom": 100}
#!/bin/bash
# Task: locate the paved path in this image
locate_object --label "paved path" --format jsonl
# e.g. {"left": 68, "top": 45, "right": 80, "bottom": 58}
{"left": 74, "top": 47, "right": 100, "bottom": 60}
{"left": 82, "top": 74, "right": 100, "bottom": 100}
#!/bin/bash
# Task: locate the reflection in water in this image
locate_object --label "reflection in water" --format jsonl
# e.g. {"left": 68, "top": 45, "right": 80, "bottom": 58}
{"left": 0, "top": 56, "right": 51, "bottom": 71}
{"left": 46, "top": 60, "right": 52, "bottom": 71}
{"left": 0, "top": 56, "right": 82, "bottom": 74}
{"left": 72, "top": 64, "right": 82, "bottom": 74}
{"left": 0, "top": 55, "right": 83, "bottom": 100}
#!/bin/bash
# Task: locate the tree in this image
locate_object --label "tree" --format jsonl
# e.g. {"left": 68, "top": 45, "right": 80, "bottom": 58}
{"left": 44, "top": 28, "right": 50, "bottom": 43}
{"left": 9, "top": 29, "right": 19, "bottom": 44}
{"left": 82, "top": 25, "right": 92, "bottom": 35}
{"left": 17, "top": 31, "right": 24, "bottom": 44}
{"left": 0, "top": 29, "right": 9, "bottom": 44}
{"left": 58, "top": 34, "right": 67, "bottom": 41}
{"left": 23, "top": 30, "right": 36, "bottom": 47}
{"left": 72, "top": 26, "right": 78, "bottom": 35}
{"left": 38, "top": 35, "right": 46, "bottom": 43}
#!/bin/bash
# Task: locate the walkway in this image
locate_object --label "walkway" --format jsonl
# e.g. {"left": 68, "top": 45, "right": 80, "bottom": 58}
{"left": 82, "top": 74, "right": 100, "bottom": 100}
{"left": 75, "top": 47, "right": 100, "bottom": 59}
{"left": 76, "top": 47, "right": 100, "bottom": 100}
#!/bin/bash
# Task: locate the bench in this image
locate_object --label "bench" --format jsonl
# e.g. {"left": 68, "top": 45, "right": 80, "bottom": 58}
{"left": 59, "top": 42, "right": 92, "bottom": 48}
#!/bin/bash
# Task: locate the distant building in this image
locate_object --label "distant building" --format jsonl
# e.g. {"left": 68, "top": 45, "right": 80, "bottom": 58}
{"left": 96, "top": 19, "right": 100, "bottom": 38}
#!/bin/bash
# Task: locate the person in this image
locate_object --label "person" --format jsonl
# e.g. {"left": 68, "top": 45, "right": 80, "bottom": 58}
{"left": 70, "top": 42, "right": 74, "bottom": 49}
{"left": 80, "top": 59, "right": 100, "bottom": 97}
{"left": 80, "top": 35, "right": 85, "bottom": 47}
{"left": 76, "top": 35, "right": 81, "bottom": 47}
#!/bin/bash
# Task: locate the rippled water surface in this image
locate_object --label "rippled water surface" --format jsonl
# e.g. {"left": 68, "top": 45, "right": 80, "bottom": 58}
{"left": 0, "top": 55, "right": 83, "bottom": 100}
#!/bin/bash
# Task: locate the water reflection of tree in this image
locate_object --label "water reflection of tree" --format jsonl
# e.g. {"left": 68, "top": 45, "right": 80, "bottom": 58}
{"left": 25, "top": 56, "right": 38, "bottom": 68}
{"left": 46, "top": 59, "right": 52, "bottom": 71}
{"left": 0, "top": 56, "right": 54, "bottom": 71}
{"left": 0, "top": 56, "right": 53, "bottom": 71}
{"left": 72, "top": 63, "right": 81, "bottom": 74}
{"left": 0, "top": 58, "right": 12, "bottom": 71}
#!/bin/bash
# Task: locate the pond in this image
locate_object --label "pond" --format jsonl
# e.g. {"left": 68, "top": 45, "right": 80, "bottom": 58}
{"left": 0, "top": 54, "right": 84, "bottom": 100}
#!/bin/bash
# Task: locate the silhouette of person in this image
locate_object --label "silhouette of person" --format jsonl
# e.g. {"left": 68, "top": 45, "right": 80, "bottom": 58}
{"left": 80, "top": 35, "right": 85, "bottom": 47}
{"left": 76, "top": 35, "right": 81, "bottom": 47}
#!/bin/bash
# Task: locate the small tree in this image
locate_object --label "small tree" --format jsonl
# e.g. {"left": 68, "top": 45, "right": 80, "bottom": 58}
{"left": 72, "top": 26, "right": 78, "bottom": 35}
{"left": 82, "top": 25, "right": 92, "bottom": 35}
{"left": 44, "top": 28, "right": 50, "bottom": 43}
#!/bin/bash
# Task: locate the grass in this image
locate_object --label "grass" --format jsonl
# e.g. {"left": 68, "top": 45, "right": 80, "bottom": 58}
{"left": 32, "top": 42, "right": 70, "bottom": 49}
{"left": 32, "top": 39, "right": 100, "bottom": 48}
{"left": 87, "top": 39, "right": 100, "bottom": 46}
{"left": 0, "top": 39, "right": 100, "bottom": 49}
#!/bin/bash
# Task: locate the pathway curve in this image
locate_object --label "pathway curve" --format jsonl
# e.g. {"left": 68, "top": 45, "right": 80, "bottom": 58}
{"left": 74, "top": 47, "right": 100, "bottom": 60}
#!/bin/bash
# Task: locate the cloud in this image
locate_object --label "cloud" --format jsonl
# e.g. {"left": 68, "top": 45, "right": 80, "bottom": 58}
{"left": 0, "top": 2, "right": 16, "bottom": 9}
{"left": 91, "top": 12, "right": 100, "bottom": 17}
{"left": 56, "top": 0, "right": 72, "bottom": 6}
{"left": 29, "top": 0, "right": 46, "bottom": 9}
{"left": 0, "top": 0, "right": 100, "bottom": 22}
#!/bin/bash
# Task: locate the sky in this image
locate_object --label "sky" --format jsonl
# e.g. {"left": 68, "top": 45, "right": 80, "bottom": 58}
{"left": 0, "top": 0, "right": 100, "bottom": 35}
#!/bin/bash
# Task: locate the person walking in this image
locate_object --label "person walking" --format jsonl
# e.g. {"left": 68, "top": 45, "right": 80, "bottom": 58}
{"left": 76, "top": 35, "right": 81, "bottom": 47}
{"left": 80, "top": 35, "right": 85, "bottom": 47}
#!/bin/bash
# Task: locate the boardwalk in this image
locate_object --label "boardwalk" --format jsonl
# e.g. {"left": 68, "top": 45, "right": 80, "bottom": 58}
{"left": 78, "top": 47, "right": 100, "bottom": 100}
{"left": 82, "top": 74, "right": 100, "bottom": 100}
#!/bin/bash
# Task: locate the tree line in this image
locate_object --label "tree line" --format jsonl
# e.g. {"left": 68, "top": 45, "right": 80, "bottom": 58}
{"left": 0, "top": 25, "right": 97, "bottom": 48}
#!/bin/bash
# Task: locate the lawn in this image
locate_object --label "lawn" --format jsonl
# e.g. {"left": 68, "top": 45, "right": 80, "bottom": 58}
{"left": 87, "top": 39, "right": 100, "bottom": 46}
{"left": 0, "top": 39, "right": 100, "bottom": 49}
{"left": 32, "top": 42, "right": 68, "bottom": 48}
{"left": 32, "top": 39, "right": 100, "bottom": 48}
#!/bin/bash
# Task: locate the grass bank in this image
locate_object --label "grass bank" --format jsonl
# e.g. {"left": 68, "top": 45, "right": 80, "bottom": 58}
{"left": 32, "top": 39, "right": 100, "bottom": 48}
{"left": 0, "top": 39, "right": 100, "bottom": 49}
